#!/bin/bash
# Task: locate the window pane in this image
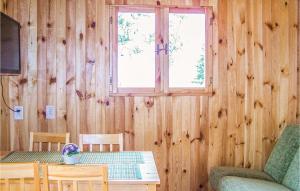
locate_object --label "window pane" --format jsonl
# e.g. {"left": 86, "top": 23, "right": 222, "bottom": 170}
{"left": 118, "top": 12, "right": 155, "bottom": 88}
{"left": 169, "top": 13, "right": 206, "bottom": 88}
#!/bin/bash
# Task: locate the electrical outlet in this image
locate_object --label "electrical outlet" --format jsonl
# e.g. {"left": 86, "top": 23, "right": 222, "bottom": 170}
{"left": 14, "top": 106, "right": 23, "bottom": 120}
{"left": 46, "top": 105, "right": 56, "bottom": 119}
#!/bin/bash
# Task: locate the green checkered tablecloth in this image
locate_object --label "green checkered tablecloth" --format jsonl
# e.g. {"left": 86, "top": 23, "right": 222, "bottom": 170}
{"left": 0, "top": 152, "right": 143, "bottom": 180}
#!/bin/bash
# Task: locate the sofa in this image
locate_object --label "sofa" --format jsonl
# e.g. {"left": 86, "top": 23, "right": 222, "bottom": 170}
{"left": 209, "top": 124, "right": 300, "bottom": 191}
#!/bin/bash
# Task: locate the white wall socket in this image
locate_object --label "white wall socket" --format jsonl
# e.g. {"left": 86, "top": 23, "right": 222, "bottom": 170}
{"left": 14, "top": 106, "right": 23, "bottom": 120}
{"left": 46, "top": 105, "right": 56, "bottom": 119}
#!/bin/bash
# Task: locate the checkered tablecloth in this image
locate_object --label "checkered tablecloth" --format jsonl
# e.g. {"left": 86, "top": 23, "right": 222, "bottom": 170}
{"left": 0, "top": 152, "right": 143, "bottom": 180}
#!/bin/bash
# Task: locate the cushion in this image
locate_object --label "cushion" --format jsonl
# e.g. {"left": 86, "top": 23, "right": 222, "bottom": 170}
{"left": 209, "top": 166, "right": 274, "bottom": 190}
{"left": 219, "top": 176, "right": 291, "bottom": 191}
{"left": 282, "top": 147, "right": 300, "bottom": 191}
{"left": 264, "top": 125, "right": 300, "bottom": 183}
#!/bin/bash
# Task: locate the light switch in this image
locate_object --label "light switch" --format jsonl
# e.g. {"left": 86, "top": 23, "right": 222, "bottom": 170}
{"left": 14, "top": 106, "right": 23, "bottom": 120}
{"left": 46, "top": 105, "right": 56, "bottom": 119}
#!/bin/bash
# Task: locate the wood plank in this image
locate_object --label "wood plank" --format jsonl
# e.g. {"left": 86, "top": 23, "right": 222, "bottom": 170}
{"left": 75, "top": 0, "right": 87, "bottom": 135}
{"left": 86, "top": 0, "right": 97, "bottom": 134}
{"left": 46, "top": 0, "right": 57, "bottom": 133}
{"left": 27, "top": 0, "right": 38, "bottom": 146}
{"left": 37, "top": 0, "right": 48, "bottom": 134}
{"left": 262, "top": 0, "right": 273, "bottom": 167}
{"left": 66, "top": 0, "right": 77, "bottom": 143}
{"left": 56, "top": 0, "right": 67, "bottom": 134}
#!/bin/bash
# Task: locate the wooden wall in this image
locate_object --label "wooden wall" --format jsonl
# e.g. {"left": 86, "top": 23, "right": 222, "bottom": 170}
{"left": 0, "top": 0, "right": 299, "bottom": 191}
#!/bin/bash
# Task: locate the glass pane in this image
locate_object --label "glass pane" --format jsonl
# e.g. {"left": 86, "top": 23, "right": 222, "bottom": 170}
{"left": 118, "top": 12, "right": 155, "bottom": 88}
{"left": 169, "top": 13, "right": 206, "bottom": 88}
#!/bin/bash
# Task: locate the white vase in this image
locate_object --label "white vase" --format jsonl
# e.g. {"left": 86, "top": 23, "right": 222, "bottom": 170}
{"left": 63, "top": 154, "right": 81, "bottom": 164}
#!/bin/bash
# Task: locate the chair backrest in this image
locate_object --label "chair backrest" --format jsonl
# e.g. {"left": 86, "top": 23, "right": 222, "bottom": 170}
{"left": 29, "top": 132, "right": 70, "bottom": 151}
{"left": 79, "top": 134, "right": 123, "bottom": 152}
{"left": 42, "top": 164, "right": 108, "bottom": 191}
{"left": 0, "top": 163, "right": 40, "bottom": 191}
{"left": 264, "top": 124, "right": 300, "bottom": 183}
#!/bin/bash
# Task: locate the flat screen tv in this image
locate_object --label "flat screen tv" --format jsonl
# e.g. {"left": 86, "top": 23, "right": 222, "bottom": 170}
{"left": 0, "top": 12, "right": 21, "bottom": 75}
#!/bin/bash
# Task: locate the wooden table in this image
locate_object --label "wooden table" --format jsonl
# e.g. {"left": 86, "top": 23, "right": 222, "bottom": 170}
{"left": 0, "top": 151, "right": 160, "bottom": 191}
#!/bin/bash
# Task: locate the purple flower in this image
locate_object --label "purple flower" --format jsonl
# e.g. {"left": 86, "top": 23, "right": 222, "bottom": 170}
{"left": 62, "top": 143, "right": 80, "bottom": 156}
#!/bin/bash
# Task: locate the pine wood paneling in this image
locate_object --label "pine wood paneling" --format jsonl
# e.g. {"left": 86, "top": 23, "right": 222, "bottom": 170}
{"left": 0, "top": 1, "right": 299, "bottom": 191}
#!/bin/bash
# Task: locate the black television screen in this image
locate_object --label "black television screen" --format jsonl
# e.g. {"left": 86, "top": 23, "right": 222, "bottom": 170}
{"left": 0, "top": 12, "right": 21, "bottom": 75}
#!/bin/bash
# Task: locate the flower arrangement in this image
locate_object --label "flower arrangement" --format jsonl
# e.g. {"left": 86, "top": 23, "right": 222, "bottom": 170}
{"left": 62, "top": 143, "right": 81, "bottom": 164}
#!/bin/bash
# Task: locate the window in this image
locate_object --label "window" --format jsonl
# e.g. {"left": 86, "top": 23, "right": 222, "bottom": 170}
{"left": 110, "top": 7, "right": 212, "bottom": 95}
{"left": 118, "top": 11, "right": 155, "bottom": 88}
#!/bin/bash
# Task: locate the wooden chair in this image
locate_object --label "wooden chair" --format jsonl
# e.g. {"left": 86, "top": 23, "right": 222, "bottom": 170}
{"left": 0, "top": 162, "right": 40, "bottom": 191}
{"left": 79, "top": 134, "right": 123, "bottom": 152}
{"left": 42, "top": 164, "right": 108, "bottom": 191}
{"left": 29, "top": 132, "right": 70, "bottom": 151}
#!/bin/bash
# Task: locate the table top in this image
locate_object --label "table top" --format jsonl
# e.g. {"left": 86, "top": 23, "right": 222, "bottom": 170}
{"left": 0, "top": 151, "right": 160, "bottom": 185}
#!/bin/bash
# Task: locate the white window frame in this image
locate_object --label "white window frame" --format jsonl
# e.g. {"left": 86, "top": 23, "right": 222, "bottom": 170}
{"left": 109, "top": 6, "right": 213, "bottom": 96}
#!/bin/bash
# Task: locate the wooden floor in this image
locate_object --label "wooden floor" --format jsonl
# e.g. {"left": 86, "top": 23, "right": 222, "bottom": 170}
{"left": 0, "top": 0, "right": 299, "bottom": 191}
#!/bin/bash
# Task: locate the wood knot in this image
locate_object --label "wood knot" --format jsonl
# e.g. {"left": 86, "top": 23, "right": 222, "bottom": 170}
{"left": 62, "top": 39, "right": 66, "bottom": 45}
{"left": 254, "top": 41, "right": 263, "bottom": 50}
{"left": 49, "top": 77, "right": 56, "bottom": 84}
{"left": 41, "top": 36, "right": 46, "bottom": 42}
{"left": 236, "top": 92, "right": 245, "bottom": 99}
{"left": 27, "top": 21, "right": 31, "bottom": 26}
{"left": 237, "top": 48, "right": 245, "bottom": 56}
{"left": 265, "top": 22, "right": 273, "bottom": 31}
{"left": 64, "top": 114, "right": 67, "bottom": 120}
{"left": 280, "top": 68, "right": 289, "bottom": 76}
{"left": 79, "top": 33, "right": 84, "bottom": 40}
{"left": 219, "top": 39, "right": 223, "bottom": 44}
{"left": 293, "top": 24, "right": 298, "bottom": 29}
{"left": 183, "top": 169, "right": 187, "bottom": 173}
{"left": 279, "top": 120, "right": 286, "bottom": 129}
{"left": 218, "top": 108, "right": 227, "bottom": 118}
{"left": 47, "top": 22, "right": 52, "bottom": 28}
{"left": 91, "top": 21, "right": 96, "bottom": 28}
{"left": 66, "top": 77, "right": 75, "bottom": 85}
{"left": 247, "top": 74, "right": 254, "bottom": 80}
{"left": 76, "top": 90, "right": 84, "bottom": 100}
{"left": 245, "top": 162, "right": 251, "bottom": 168}
{"left": 245, "top": 116, "right": 252, "bottom": 126}
{"left": 227, "top": 58, "right": 234, "bottom": 70}
{"left": 254, "top": 100, "right": 263, "bottom": 108}
{"left": 185, "top": 132, "right": 190, "bottom": 139}
{"left": 165, "top": 168, "right": 168, "bottom": 173}
{"left": 88, "top": 60, "right": 96, "bottom": 64}
{"left": 19, "top": 78, "right": 28, "bottom": 85}
{"left": 144, "top": 97, "right": 154, "bottom": 108}
{"left": 156, "top": 1, "right": 161, "bottom": 6}
{"left": 85, "top": 93, "right": 95, "bottom": 100}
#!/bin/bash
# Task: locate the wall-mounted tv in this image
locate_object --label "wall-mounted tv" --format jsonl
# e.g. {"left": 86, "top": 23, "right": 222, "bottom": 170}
{"left": 0, "top": 12, "right": 21, "bottom": 75}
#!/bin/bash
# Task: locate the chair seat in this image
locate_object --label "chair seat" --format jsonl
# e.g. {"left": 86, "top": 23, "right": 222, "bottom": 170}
{"left": 209, "top": 166, "right": 274, "bottom": 190}
{"left": 219, "top": 176, "right": 291, "bottom": 191}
